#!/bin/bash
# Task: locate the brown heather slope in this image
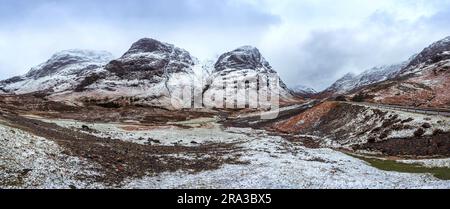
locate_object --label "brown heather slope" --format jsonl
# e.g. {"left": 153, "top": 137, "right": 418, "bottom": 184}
{"left": 275, "top": 101, "right": 337, "bottom": 134}
{"left": 346, "top": 36, "right": 450, "bottom": 109}
{"left": 272, "top": 102, "right": 450, "bottom": 157}
{"left": 357, "top": 63, "right": 450, "bottom": 108}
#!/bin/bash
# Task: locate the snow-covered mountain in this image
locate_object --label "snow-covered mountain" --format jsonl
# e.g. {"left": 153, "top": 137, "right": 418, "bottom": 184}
{"left": 0, "top": 38, "right": 207, "bottom": 109}
{"left": 291, "top": 85, "right": 316, "bottom": 97}
{"left": 49, "top": 38, "right": 204, "bottom": 108}
{"left": 352, "top": 36, "right": 450, "bottom": 108}
{"left": 203, "top": 46, "right": 295, "bottom": 108}
{"left": 400, "top": 36, "right": 450, "bottom": 75}
{"left": 0, "top": 49, "right": 114, "bottom": 94}
{"left": 323, "top": 62, "right": 407, "bottom": 95}
{"left": 0, "top": 38, "right": 295, "bottom": 109}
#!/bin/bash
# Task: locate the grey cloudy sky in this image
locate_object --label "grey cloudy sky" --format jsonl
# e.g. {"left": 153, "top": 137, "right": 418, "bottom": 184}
{"left": 1, "top": 0, "right": 450, "bottom": 90}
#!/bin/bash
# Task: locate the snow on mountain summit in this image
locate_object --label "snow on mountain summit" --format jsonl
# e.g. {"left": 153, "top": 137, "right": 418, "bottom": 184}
{"left": 45, "top": 38, "right": 202, "bottom": 108}
{"left": 291, "top": 85, "right": 317, "bottom": 96}
{"left": 353, "top": 36, "right": 450, "bottom": 108}
{"left": 27, "top": 49, "right": 113, "bottom": 79}
{"left": 401, "top": 36, "right": 450, "bottom": 75}
{"left": 0, "top": 39, "right": 300, "bottom": 109}
{"left": 214, "top": 46, "right": 275, "bottom": 73}
{"left": 324, "top": 62, "right": 407, "bottom": 95}
{"left": 105, "top": 38, "right": 196, "bottom": 80}
{"left": 0, "top": 49, "right": 113, "bottom": 94}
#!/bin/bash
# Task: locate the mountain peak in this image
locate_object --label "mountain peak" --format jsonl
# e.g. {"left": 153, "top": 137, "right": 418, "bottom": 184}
{"left": 340, "top": 73, "right": 356, "bottom": 80}
{"left": 292, "top": 85, "right": 317, "bottom": 95}
{"left": 214, "top": 45, "right": 273, "bottom": 73}
{"left": 431, "top": 36, "right": 450, "bottom": 46}
{"left": 124, "top": 38, "right": 174, "bottom": 56}
{"left": 235, "top": 45, "right": 260, "bottom": 52}
{"left": 50, "top": 49, "right": 113, "bottom": 61}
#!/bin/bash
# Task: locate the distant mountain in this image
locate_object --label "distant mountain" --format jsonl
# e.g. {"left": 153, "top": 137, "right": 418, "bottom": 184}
{"left": 291, "top": 85, "right": 316, "bottom": 97}
{"left": 323, "top": 62, "right": 408, "bottom": 96}
{"left": 343, "top": 36, "right": 450, "bottom": 108}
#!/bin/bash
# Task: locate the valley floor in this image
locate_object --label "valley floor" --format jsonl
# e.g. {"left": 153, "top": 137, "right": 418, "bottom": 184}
{"left": 1, "top": 112, "right": 449, "bottom": 189}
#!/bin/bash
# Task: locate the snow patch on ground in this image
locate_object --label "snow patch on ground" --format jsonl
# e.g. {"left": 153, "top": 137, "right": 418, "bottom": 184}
{"left": 352, "top": 103, "right": 450, "bottom": 139}
{"left": 0, "top": 123, "right": 102, "bottom": 189}
{"left": 124, "top": 127, "right": 450, "bottom": 189}
{"left": 31, "top": 117, "right": 243, "bottom": 147}
{"left": 6, "top": 116, "right": 450, "bottom": 189}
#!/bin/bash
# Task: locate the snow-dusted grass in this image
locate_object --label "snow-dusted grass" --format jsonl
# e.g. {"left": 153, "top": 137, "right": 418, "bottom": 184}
{"left": 0, "top": 122, "right": 102, "bottom": 189}
{"left": 398, "top": 158, "right": 450, "bottom": 168}
{"left": 350, "top": 155, "right": 450, "bottom": 180}
{"left": 124, "top": 127, "right": 450, "bottom": 189}
{"left": 29, "top": 116, "right": 243, "bottom": 147}
{"left": 343, "top": 103, "right": 450, "bottom": 143}
{"left": 5, "top": 116, "right": 450, "bottom": 189}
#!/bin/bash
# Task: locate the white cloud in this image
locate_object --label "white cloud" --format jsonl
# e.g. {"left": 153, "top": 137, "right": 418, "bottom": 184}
{"left": 255, "top": 0, "right": 450, "bottom": 90}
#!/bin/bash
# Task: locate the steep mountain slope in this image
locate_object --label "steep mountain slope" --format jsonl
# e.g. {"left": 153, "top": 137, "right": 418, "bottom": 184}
{"left": 353, "top": 36, "right": 450, "bottom": 108}
{"left": 203, "top": 46, "right": 296, "bottom": 108}
{"left": 0, "top": 50, "right": 113, "bottom": 94}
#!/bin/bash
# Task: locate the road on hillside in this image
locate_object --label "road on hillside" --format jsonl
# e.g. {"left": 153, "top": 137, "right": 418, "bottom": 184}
{"left": 347, "top": 102, "right": 450, "bottom": 117}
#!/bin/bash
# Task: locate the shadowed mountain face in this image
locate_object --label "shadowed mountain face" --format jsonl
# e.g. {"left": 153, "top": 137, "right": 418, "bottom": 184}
{"left": 404, "top": 36, "right": 450, "bottom": 71}
{"left": 105, "top": 38, "right": 196, "bottom": 80}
